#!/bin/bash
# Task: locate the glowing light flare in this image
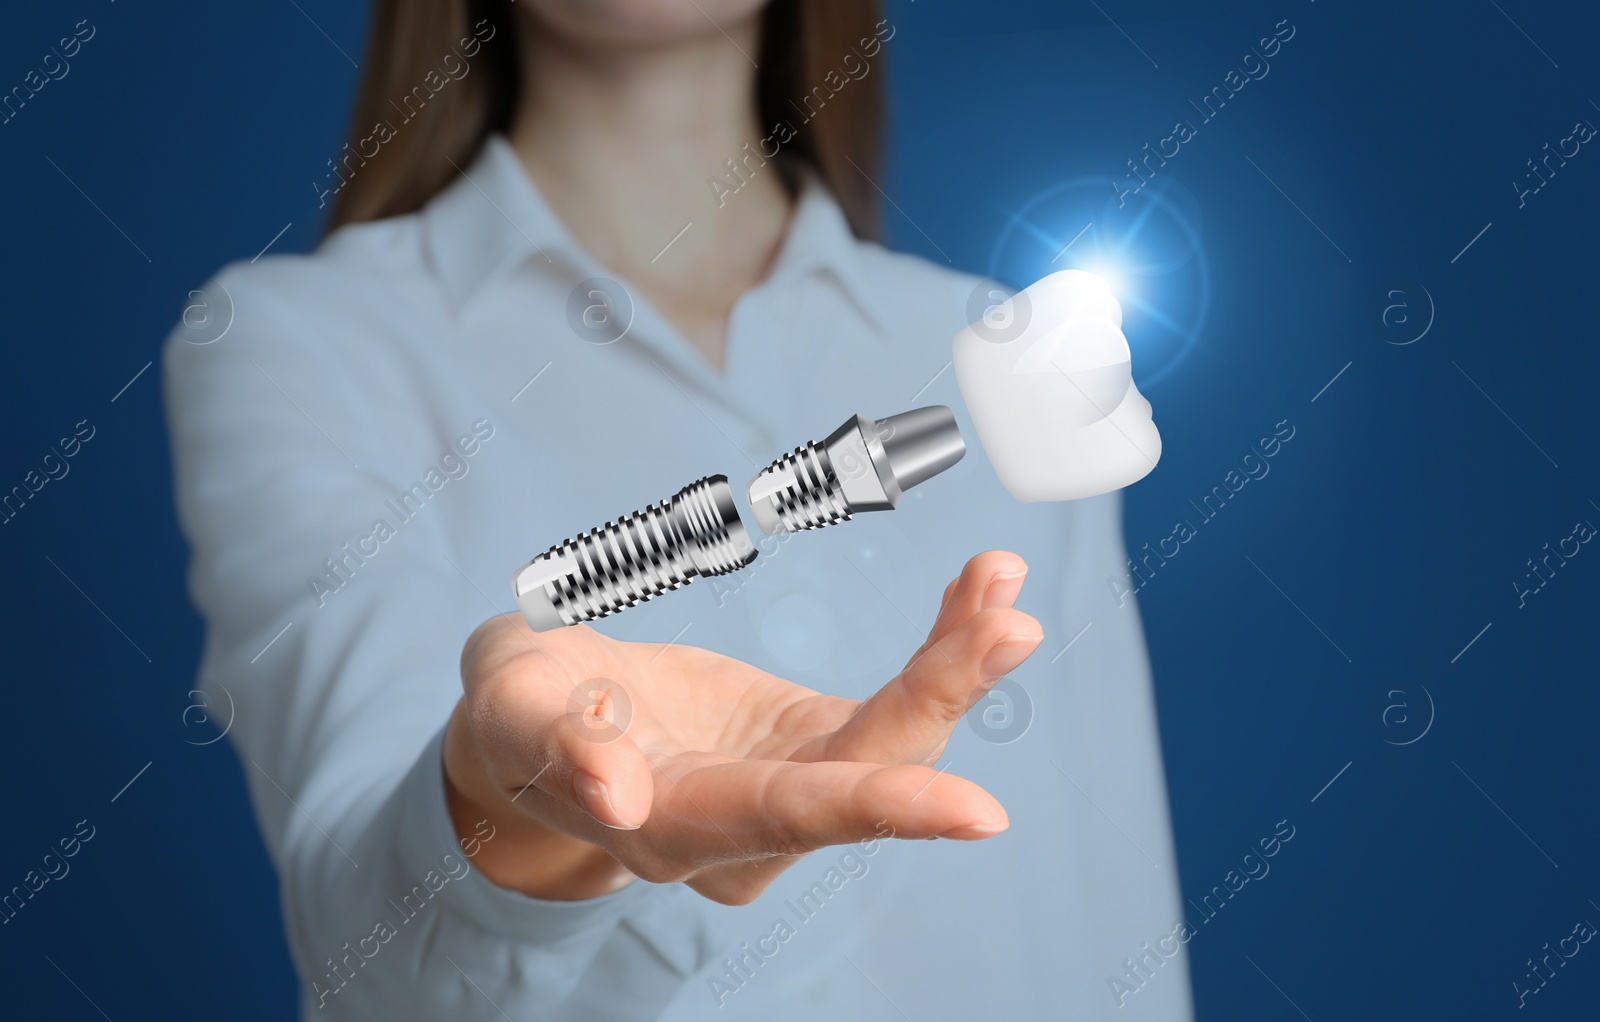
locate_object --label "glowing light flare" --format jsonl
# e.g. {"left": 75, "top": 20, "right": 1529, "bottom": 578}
{"left": 986, "top": 176, "right": 1211, "bottom": 389}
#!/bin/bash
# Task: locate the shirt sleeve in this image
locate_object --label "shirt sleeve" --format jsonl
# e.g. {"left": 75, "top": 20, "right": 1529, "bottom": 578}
{"left": 162, "top": 260, "right": 650, "bottom": 1018}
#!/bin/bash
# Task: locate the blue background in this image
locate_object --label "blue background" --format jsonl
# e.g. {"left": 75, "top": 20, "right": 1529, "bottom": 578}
{"left": 2, "top": 0, "right": 1596, "bottom": 1017}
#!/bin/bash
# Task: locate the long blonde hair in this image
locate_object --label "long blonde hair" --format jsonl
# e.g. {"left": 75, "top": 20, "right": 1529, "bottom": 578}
{"left": 328, "top": 0, "right": 885, "bottom": 238}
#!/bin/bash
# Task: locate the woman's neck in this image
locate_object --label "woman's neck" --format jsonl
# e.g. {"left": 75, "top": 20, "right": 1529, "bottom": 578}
{"left": 507, "top": 19, "right": 793, "bottom": 372}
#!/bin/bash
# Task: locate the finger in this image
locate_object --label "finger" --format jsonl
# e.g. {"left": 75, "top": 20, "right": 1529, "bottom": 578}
{"left": 658, "top": 756, "right": 1009, "bottom": 859}
{"left": 813, "top": 605, "right": 1042, "bottom": 764}
{"left": 921, "top": 550, "right": 1030, "bottom": 652}
{"left": 468, "top": 623, "right": 655, "bottom": 830}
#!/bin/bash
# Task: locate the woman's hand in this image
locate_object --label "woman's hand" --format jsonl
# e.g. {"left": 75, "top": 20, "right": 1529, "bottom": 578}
{"left": 443, "top": 550, "right": 1041, "bottom": 906}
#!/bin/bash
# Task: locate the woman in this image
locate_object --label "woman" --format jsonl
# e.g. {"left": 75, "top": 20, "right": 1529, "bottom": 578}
{"left": 164, "top": 0, "right": 1191, "bottom": 1018}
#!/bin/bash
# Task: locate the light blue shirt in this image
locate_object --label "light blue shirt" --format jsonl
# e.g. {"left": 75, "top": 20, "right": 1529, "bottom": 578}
{"left": 164, "top": 134, "right": 1192, "bottom": 1020}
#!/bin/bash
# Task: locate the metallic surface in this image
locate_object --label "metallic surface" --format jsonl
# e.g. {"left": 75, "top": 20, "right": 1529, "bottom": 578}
{"left": 512, "top": 475, "right": 756, "bottom": 630}
{"left": 511, "top": 407, "right": 965, "bottom": 631}
{"left": 745, "top": 406, "right": 966, "bottom": 535}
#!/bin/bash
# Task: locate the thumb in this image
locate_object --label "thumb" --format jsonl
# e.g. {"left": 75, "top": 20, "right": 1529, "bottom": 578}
{"left": 546, "top": 676, "right": 655, "bottom": 829}
{"left": 467, "top": 634, "right": 655, "bottom": 831}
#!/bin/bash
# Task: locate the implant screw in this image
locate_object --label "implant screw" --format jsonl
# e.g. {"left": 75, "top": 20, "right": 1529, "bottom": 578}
{"left": 511, "top": 407, "right": 966, "bottom": 632}
{"left": 512, "top": 475, "right": 755, "bottom": 631}
{"left": 745, "top": 406, "right": 967, "bottom": 535}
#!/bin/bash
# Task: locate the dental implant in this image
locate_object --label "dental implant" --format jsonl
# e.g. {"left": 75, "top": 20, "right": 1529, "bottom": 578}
{"left": 512, "top": 476, "right": 756, "bottom": 631}
{"left": 511, "top": 407, "right": 965, "bottom": 631}
{"left": 745, "top": 406, "right": 966, "bottom": 534}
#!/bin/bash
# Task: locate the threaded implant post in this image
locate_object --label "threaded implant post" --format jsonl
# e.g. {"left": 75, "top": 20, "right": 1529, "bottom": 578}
{"left": 745, "top": 406, "right": 967, "bottom": 536}
{"left": 750, "top": 441, "right": 851, "bottom": 532}
{"left": 512, "top": 407, "right": 965, "bottom": 632}
{"left": 513, "top": 476, "right": 755, "bottom": 630}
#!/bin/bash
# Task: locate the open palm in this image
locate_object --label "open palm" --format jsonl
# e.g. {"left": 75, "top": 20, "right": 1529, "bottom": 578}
{"left": 446, "top": 551, "right": 1041, "bottom": 905}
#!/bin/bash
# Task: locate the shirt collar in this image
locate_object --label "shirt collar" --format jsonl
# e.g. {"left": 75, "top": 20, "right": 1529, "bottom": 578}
{"left": 757, "top": 165, "right": 889, "bottom": 334}
{"left": 420, "top": 134, "right": 889, "bottom": 334}
{"left": 420, "top": 135, "right": 571, "bottom": 311}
